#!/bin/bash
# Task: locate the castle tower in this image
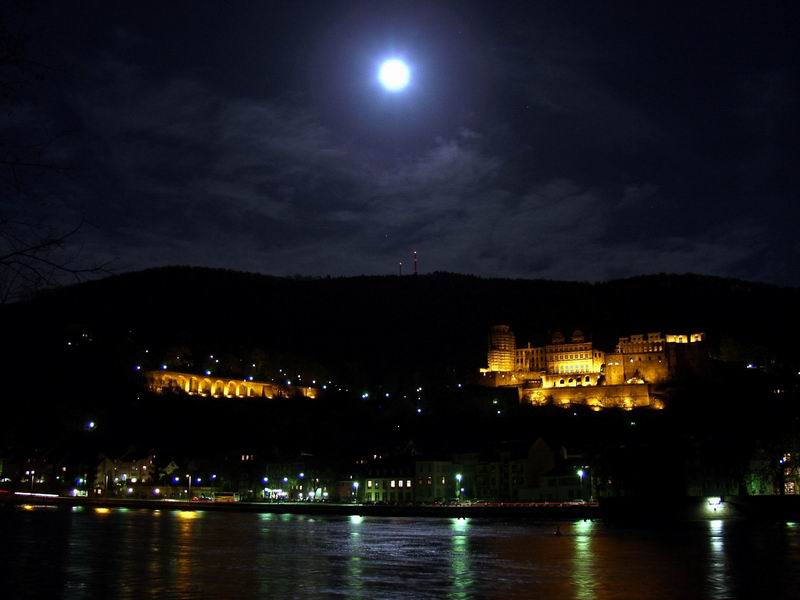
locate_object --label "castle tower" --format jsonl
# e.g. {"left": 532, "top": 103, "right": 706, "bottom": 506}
{"left": 488, "top": 325, "right": 516, "bottom": 372}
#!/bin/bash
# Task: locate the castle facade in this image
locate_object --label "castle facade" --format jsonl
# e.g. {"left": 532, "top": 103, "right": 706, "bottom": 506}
{"left": 480, "top": 326, "right": 706, "bottom": 410}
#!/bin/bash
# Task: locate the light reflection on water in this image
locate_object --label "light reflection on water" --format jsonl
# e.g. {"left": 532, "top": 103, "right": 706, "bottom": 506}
{"left": 572, "top": 519, "right": 595, "bottom": 600}
{"left": 450, "top": 518, "right": 473, "bottom": 600}
{"left": 2, "top": 509, "right": 800, "bottom": 599}
{"left": 707, "top": 519, "right": 730, "bottom": 600}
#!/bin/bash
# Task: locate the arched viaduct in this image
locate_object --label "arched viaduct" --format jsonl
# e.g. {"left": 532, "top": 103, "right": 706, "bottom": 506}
{"left": 145, "top": 370, "right": 318, "bottom": 400}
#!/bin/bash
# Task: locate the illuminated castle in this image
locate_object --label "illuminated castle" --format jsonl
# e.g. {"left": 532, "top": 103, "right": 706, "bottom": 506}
{"left": 480, "top": 326, "right": 706, "bottom": 410}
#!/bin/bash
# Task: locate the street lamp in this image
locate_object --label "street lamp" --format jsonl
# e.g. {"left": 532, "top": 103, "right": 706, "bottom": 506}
{"left": 186, "top": 474, "right": 192, "bottom": 499}
{"left": 577, "top": 469, "right": 585, "bottom": 497}
{"left": 352, "top": 481, "right": 360, "bottom": 503}
{"left": 455, "top": 473, "right": 463, "bottom": 500}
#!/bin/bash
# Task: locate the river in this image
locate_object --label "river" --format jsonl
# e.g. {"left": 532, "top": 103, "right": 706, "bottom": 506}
{"left": 2, "top": 506, "right": 799, "bottom": 599}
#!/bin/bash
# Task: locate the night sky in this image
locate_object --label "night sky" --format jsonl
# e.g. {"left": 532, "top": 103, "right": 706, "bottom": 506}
{"left": 3, "top": 1, "right": 798, "bottom": 285}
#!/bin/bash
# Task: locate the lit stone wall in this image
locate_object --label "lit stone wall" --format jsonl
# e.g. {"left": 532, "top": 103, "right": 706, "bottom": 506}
{"left": 541, "top": 373, "right": 603, "bottom": 388}
{"left": 521, "top": 383, "right": 662, "bottom": 410}
{"left": 605, "top": 352, "right": 670, "bottom": 385}
{"left": 607, "top": 332, "right": 705, "bottom": 385}
{"left": 604, "top": 353, "right": 625, "bottom": 385}
{"left": 616, "top": 332, "right": 666, "bottom": 353}
{"left": 145, "top": 370, "right": 318, "bottom": 400}
{"left": 478, "top": 370, "right": 543, "bottom": 388}
{"left": 515, "top": 345, "right": 547, "bottom": 371}
{"left": 487, "top": 325, "right": 516, "bottom": 372}
{"left": 665, "top": 333, "right": 704, "bottom": 344}
{"left": 545, "top": 341, "right": 601, "bottom": 375}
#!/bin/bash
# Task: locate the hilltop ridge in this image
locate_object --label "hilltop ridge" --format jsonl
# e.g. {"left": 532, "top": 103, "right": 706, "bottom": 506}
{"left": 3, "top": 267, "right": 798, "bottom": 385}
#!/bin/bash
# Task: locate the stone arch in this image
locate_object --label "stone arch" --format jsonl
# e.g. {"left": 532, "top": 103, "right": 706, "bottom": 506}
{"left": 198, "top": 378, "right": 212, "bottom": 395}
{"left": 189, "top": 377, "right": 199, "bottom": 394}
{"left": 212, "top": 380, "right": 226, "bottom": 397}
{"left": 225, "top": 381, "right": 238, "bottom": 397}
{"left": 176, "top": 376, "right": 189, "bottom": 393}
{"left": 237, "top": 383, "right": 247, "bottom": 397}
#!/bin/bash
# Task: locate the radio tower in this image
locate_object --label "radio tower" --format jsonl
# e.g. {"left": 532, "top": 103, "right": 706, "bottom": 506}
{"left": 399, "top": 261, "right": 403, "bottom": 276}
{"left": 413, "top": 251, "right": 418, "bottom": 276}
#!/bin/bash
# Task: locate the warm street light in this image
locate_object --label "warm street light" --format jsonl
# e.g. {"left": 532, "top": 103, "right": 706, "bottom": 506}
{"left": 455, "top": 473, "right": 463, "bottom": 500}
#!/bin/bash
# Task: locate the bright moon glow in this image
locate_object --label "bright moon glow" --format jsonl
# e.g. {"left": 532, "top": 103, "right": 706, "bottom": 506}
{"left": 379, "top": 59, "right": 410, "bottom": 91}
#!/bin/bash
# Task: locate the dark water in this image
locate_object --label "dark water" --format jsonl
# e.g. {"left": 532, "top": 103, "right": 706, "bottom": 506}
{"left": 2, "top": 507, "right": 799, "bottom": 599}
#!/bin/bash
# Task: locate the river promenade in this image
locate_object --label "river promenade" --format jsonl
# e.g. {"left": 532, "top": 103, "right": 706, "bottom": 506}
{"left": 4, "top": 492, "right": 598, "bottom": 519}
{"left": 6, "top": 491, "right": 800, "bottom": 521}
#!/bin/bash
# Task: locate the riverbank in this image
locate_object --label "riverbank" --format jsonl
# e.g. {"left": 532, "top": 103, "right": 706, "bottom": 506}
{"left": 3, "top": 493, "right": 598, "bottom": 519}
{"left": 6, "top": 493, "right": 800, "bottom": 521}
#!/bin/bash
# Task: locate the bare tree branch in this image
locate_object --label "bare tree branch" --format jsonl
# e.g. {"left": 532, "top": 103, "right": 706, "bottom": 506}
{"left": 0, "top": 19, "right": 111, "bottom": 302}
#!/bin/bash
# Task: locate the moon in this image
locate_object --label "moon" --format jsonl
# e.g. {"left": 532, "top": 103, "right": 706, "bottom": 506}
{"left": 378, "top": 59, "right": 411, "bottom": 92}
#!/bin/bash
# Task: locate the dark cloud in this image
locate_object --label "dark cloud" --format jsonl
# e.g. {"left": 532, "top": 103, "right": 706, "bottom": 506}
{"left": 2, "top": 1, "right": 798, "bottom": 286}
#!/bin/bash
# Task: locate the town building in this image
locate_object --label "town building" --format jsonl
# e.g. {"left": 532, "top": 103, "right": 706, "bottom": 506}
{"left": 95, "top": 453, "right": 156, "bottom": 491}
{"left": 364, "top": 459, "right": 415, "bottom": 503}
{"left": 463, "top": 439, "right": 590, "bottom": 501}
{"left": 414, "top": 460, "right": 456, "bottom": 503}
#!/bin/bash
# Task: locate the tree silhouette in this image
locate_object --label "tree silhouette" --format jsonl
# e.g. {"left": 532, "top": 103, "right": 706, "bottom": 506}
{"left": 0, "top": 18, "right": 107, "bottom": 302}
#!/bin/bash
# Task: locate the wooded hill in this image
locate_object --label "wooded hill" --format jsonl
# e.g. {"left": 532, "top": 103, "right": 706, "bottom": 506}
{"left": 2, "top": 267, "right": 798, "bottom": 389}
{"left": 1, "top": 268, "right": 797, "bottom": 482}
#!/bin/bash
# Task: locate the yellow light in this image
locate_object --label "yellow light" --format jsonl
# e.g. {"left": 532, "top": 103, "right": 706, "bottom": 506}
{"left": 95, "top": 507, "right": 111, "bottom": 514}
{"left": 177, "top": 511, "right": 197, "bottom": 520}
